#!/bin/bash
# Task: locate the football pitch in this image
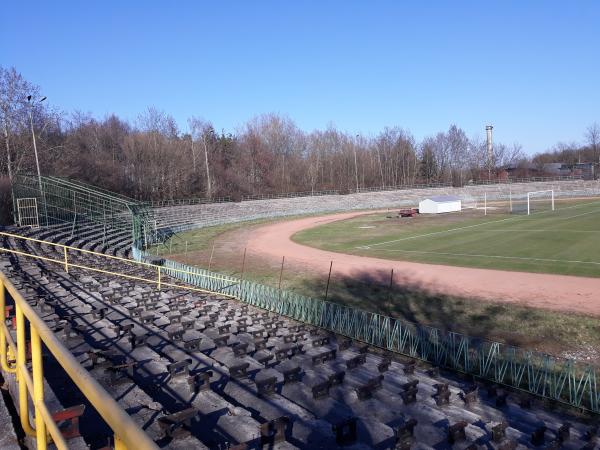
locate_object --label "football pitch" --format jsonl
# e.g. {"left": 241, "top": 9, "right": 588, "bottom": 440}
{"left": 292, "top": 198, "right": 600, "bottom": 277}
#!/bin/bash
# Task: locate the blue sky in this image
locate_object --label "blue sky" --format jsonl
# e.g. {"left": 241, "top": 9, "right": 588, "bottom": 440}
{"left": 2, "top": 1, "right": 599, "bottom": 154}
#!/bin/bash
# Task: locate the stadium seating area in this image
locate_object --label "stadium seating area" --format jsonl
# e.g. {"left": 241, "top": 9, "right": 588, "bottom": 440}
{"left": 151, "top": 180, "right": 600, "bottom": 232}
{"left": 1, "top": 221, "right": 599, "bottom": 449}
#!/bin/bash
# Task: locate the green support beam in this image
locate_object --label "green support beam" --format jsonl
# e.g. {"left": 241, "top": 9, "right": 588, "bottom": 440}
{"left": 11, "top": 174, "right": 157, "bottom": 248}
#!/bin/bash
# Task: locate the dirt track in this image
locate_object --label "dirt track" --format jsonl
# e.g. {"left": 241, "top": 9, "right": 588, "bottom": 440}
{"left": 244, "top": 211, "right": 600, "bottom": 316}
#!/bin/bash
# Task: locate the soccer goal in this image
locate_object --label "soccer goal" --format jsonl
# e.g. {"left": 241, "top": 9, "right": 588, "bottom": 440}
{"left": 525, "top": 190, "right": 555, "bottom": 215}
{"left": 509, "top": 190, "right": 555, "bottom": 215}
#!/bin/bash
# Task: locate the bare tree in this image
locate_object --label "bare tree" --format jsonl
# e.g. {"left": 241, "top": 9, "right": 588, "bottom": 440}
{"left": 0, "top": 66, "right": 40, "bottom": 182}
{"left": 188, "top": 117, "right": 214, "bottom": 198}
{"left": 586, "top": 122, "right": 600, "bottom": 164}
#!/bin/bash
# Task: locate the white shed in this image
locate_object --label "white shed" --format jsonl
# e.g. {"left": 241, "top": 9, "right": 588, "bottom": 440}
{"left": 418, "top": 195, "right": 462, "bottom": 214}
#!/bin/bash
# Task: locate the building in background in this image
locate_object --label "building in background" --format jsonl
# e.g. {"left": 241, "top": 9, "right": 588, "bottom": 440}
{"left": 419, "top": 195, "right": 462, "bottom": 214}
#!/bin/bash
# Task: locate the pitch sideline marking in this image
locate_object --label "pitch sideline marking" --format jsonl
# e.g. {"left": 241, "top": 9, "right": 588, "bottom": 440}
{"left": 469, "top": 228, "right": 600, "bottom": 234}
{"left": 363, "top": 200, "right": 600, "bottom": 249}
{"left": 370, "top": 248, "right": 600, "bottom": 266}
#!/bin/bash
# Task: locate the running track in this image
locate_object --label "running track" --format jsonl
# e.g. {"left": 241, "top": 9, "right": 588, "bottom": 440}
{"left": 245, "top": 211, "right": 600, "bottom": 316}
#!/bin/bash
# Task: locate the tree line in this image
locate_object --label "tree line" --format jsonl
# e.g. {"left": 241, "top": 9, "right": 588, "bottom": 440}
{"left": 1, "top": 66, "right": 598, "bottom": 222}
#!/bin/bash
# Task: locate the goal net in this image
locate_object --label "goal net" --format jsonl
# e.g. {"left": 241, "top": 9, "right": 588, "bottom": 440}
{"left": 511, "top": 190, "right": 555, "bottom": 215}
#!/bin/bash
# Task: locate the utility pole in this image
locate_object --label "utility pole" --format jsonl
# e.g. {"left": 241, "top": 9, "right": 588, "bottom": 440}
{"left": 354, "top": 134, "right": 360, "bottom": 192}
{"left": 27, "top": 95, "right": 46, "bottom": 193}
{"left": 202, "top": 129, "right": 213, "bottom": 200}
{"left": 486, "top": 125, "right": 493, "bottom": 181}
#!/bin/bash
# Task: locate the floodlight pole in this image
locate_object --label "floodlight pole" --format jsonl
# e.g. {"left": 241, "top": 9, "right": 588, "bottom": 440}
{"left": 27, "top": 95, "right": 48, "bottom": 226}
{"left": 27, "top": 96, "right": 46, "bottom": 195}
{"left": 354, "top": 135, "right": 360, "bottom": 192}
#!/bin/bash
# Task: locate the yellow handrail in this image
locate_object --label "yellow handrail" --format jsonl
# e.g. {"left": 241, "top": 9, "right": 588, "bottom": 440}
{"left": 0, "top": 231, "right": 239, "bottom": 297}
{"left": 0, "top": 272, "right": 159, "bottom": 450}
{"left": 0, "top": 230, "right": 237, "bottom": 283}
{"left": 0, "top": 230, "right": 242, "bottom": 448}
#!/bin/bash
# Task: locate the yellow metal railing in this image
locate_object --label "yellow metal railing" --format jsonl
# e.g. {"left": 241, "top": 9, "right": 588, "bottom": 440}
{"left": 0, "top": 271, "right": 159, "bottom": 450}
{"left": 0, "top": 231, "right": 237, "bottom": 294}
{"left": 0, "top": 231, "right": 238, "bottom": 449}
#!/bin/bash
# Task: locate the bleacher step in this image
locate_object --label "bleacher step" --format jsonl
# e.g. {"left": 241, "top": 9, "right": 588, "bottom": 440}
{"left": 0, "top": 385, "right": 21, "bottom": 450}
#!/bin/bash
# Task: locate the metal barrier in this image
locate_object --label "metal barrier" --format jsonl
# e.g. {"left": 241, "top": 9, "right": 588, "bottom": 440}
{"left": 357, "top": 182, "right": 452, "bottom": 193}
{"left": 240, "top": 189, "right": 340, "bottom": 201}
{"left": 0, "top": 271, "right": 159, "bottom": 450}
{"left": 135, "top": 247, "right": 600, "bottom": 414}
{"left": 0, "top": 231, "right": 242, "bottom": 448}
{"left": 468, "top": 175, "right": 586, "bottom": 185}
{"left": 11, "top": 174, "right": 159, "bottom": 249}
{"left": 0, "top": 231, "right": 237, "bottom": 294}
{"left": 149, "top": 196, "right": 233, "bottom": 208}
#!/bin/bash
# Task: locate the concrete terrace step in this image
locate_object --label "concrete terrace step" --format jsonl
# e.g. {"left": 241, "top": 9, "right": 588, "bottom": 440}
{"left": 0, "top": 387, "right": 21, "bottom": 450}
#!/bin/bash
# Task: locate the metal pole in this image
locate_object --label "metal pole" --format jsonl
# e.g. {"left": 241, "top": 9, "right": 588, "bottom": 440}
{"left": 29, "top": 107, "right": 43, "bottom": 195}
{"left": 387, "top": 269, "right": 394, "bottom": 302}
{"left": 63, "top": 246, "right": 69, "bottom": 273}
{"left": 324, "top": 261, "right": 333, "bottom": 301}
{"left": 484, "top": 193, "right": 487, "bottom": 216}
{"left": 16, "top": 304, "right": 35, "bottom": 436}
{"left": 278, "top": 256, "right": 285, "bottom": 290}
{"left": 354, "top": 136, "right": 359, "bottom": 192}
{"left": 31, "top": 326, "right": 47, "bottom": 448}
{"left": 0, "top": 279, "right": 15, "bottom": 374}
{"left": 185, "top": 241, "right": 188, "bottom": 256}
{"left": 240, "top": 247, "right": 247, "bottom": 280}
{"left": 208, "top": 241, "right": 215, "bottom": 271}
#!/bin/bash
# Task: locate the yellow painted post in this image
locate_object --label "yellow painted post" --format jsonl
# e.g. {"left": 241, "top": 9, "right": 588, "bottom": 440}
{"left": 0, "top": 278, "right": 14, "bottom": 373}
{"left": 114, "top": 435, "right": 127, "bottom": 450}
{"left": 157, "top": 267, "right": 161, "bottom": 290}
{"left": 0, "top": 278, "right": 6, "bottom": 370}
{"left": 63, "top": 246, "right": 69, "bottom": 273}
{"left": 16, "top": 304, "right": 35, "bottom": 436}
{"left": 0, "top": 271, "right": 159, "bottom": 450}
{"left": 0, "top": 326, "right": 9, "bottom": 372}
{"left": 31, "top": 327, "right": 47, "bottom": 449}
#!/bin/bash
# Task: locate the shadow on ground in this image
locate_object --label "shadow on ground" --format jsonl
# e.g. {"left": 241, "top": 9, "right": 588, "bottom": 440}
{"left": 294, "top": 268, "right": 600, "bottom": 360}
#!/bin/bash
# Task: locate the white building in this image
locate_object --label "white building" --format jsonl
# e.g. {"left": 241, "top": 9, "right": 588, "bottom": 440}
{"left": 418, "top": 195, "right": 462, "bottom": 214}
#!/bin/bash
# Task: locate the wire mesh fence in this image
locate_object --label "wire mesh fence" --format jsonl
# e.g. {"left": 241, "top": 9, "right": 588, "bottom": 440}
{"left": 11, "top": 174, "right": 158, "bottom": 247}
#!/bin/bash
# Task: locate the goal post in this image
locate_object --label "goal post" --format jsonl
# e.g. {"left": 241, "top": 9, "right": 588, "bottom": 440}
{"left": 527, "top": 190, "right": 554, "bottom": 215}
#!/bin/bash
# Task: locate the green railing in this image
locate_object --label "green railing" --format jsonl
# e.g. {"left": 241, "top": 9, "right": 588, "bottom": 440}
{"left": 134, "top": 246, "right": 600, "bottom": 414}
{"left": 12, "top": 174, "right": 158, "bottom": 248}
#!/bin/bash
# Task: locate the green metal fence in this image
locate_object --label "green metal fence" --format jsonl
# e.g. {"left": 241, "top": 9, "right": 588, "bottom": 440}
{"left": 11, "top": 174, "right": 157, "bottom": 247}
{"left": 134, "top": 246, "right": 600, "bottom": 414}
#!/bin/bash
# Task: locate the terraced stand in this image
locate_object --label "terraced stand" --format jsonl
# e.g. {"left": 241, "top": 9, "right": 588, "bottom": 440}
{"left": 151, "top": 180, "right": 600, "bottom": 232}
{"left": 1, "top": 226, "right": 599, "bottom": 449}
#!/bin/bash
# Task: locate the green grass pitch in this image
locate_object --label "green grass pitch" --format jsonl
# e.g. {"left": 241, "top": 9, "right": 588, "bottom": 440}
{"left": 292, "top": 198, "right": 600, "bottom": 278}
